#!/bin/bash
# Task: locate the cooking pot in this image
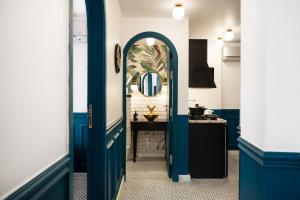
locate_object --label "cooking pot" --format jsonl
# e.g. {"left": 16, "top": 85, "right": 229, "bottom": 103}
{"left": 189, "top": 104, "right": 206, "bottom": 116}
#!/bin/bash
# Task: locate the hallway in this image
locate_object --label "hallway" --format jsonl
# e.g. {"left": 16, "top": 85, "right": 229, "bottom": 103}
{"left": 118, "top": 151, "right": 238, "bottom": 200}
{"left": 73, "top": 151, "right": 238, "bottom": 200}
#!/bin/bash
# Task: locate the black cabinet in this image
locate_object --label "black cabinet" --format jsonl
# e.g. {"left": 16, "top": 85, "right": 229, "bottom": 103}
{"left": 189, "top": 122, "right": 228, "bottom": 178}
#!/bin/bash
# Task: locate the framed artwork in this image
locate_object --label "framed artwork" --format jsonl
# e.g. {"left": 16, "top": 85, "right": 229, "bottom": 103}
{"left": 114, "top": 44, "right": 121, "bottom": 73}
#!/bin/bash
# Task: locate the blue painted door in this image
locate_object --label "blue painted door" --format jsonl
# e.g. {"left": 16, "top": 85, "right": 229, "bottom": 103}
{"left": 73, "top": 113, "right": 88, "bottom": 172}
{"left": 86, "top": 0, "right": 107, "bottom": 199}
{"left": 166, "top": 49, "right": 173, "bottom": 177}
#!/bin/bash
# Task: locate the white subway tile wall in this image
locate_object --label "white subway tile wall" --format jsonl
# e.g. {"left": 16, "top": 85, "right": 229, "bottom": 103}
{"left": 126, "top": 92, "right": 168, "bottom": 159}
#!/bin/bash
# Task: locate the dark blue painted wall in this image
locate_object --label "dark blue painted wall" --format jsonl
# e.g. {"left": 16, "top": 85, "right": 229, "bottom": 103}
{"left": 238, "top": 137, "right": 300, "bottom": 200}
{"left": 214, "top": 109, "right": 240, "bottom": 149}
{"left": 172, "top": 115, "right": 189, "bottom": 181}
{"left": 105, "top": 117, "right": 125, "bottom": 200}
{"left": 6, "top": 156, "right": 70, "bottom": 200}
{"left": 73, "top": 113, "right": 125, "bottom": 200}
{"left": 73, "top": 113, "right": 88, "bottom": 172}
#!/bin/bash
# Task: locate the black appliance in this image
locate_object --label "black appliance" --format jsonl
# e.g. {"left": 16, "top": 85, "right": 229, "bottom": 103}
{"left": 189, "top": 104, "right": 206, "bottom": 120}
{"left": 189, "top": 122, "right": 228, "bottom": 178}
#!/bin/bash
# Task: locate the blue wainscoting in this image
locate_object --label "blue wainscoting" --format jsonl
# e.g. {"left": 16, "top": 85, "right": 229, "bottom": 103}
{"left": 238, "top": 137, "right": 300, "bottom": 200}
{"left": 73, "top": 113, "right": 88, "bottom": 172}
{"left": 214, "top": 109, "right": 240, "bottom": 150}
{"left": 172, "top": 115, "right": 189, "bottom": 181}
{"left": 73, "top": 113, "right": 125, "bottom": 199}
{"left": 6, "top": 156, "right": 70, "bottom": 200}
{"left": 105, "top": 117, "right": 125, "bottom": 200}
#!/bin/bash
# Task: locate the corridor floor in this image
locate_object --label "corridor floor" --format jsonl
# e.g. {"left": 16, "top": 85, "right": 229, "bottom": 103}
{"left": 74, "top": 151, "right": 239, "bottom": 200}
{"left": 118, "top": 151, "right": 239, "bottom": 200}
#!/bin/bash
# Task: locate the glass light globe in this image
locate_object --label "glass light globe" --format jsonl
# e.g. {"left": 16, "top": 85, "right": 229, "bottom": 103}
{"left": 224, "top": 29, "right": 234, "bottom": 41}
{"left": 146, "top": 38, "right": 155, "bottom": 46}
{"left": 172, "top": 3, "right": 185, "bottom": 20}
{"left": 130, "top": 84, "right": 138, "bottom": 92}
{"left": 216, "top": 37, "right": 224, "bottom": 47}
{"left": 161, "top": 85, "right": 168, "bottom": 93}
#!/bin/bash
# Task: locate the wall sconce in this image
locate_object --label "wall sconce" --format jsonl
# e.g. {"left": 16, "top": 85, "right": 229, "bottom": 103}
{"left": 172, "top": 3, "right": 185, "bottom": 20}
{"left": 130, "top": 79, "right": 139, "bottom": 92}
{"left": 224, "top": 28, "right": 234, "bottom": 41}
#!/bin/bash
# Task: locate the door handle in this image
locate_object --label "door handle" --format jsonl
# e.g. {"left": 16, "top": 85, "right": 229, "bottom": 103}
{"left": 88, "top": 104, "right": 93, "bottom": 129}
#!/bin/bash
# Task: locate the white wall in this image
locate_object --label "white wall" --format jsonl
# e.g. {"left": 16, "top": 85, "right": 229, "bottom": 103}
{"left": 73, "top": 2, "right": 87, "bottom": 113}
{"left": 0, "top": 0, "right": 69, "bottom": 198}
{"left": 73, "top": 42, "right": 87, "bottom": 112}
{"left": 106, "top": 0, "right": 124, "bottom": 126}
{"left": 221, "top": 60, "right": 241, "bottom": 109}
{"left": 241, "top": 0, "right": 300, "bottom": 152}
{"left": 122, "top": 17, "right": 189, "bottom": 114}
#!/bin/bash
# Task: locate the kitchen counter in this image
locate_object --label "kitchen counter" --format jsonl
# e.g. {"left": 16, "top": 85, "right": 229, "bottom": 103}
{"left": 189, "top": 118, "right": 227, "bottom": 124}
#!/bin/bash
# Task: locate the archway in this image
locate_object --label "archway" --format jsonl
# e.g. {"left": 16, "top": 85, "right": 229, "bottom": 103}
{"left": 123, "top": 31, "right": 179, "bottom": 179}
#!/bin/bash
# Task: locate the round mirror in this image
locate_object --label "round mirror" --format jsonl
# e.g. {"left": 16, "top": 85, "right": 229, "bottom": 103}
{"left": 138, "top": 72, "right": 162, "bottom": 96}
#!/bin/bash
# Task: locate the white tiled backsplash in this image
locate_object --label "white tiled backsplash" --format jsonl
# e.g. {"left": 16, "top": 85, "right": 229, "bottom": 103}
{"left": 126, "top": 92, "right": 168, "bottom": 160}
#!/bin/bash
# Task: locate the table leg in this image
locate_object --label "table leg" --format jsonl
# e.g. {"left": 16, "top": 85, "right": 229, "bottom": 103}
{"left": 133, "top": 130, "right": 137, "bottom": 162}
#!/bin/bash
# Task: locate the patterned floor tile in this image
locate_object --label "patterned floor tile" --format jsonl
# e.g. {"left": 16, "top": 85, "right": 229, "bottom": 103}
{"left": 118, "top": 151, "right": 239, "bottom": 200}
{"left": 74, "top": 173, "right": 87, "bottom": 200}
{"left": 73, "top": 151, "right": 239, "bottom": 200}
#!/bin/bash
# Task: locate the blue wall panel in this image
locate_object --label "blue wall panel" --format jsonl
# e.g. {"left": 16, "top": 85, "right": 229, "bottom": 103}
{"left": 73, "top": 113, "right": 88, "bottom": 172}
{"left": 172, "top": 115, "right": 189, "bottom": 181}
{"left": 214, "top": 109, "right": 240, "bottom": 150}
{"left": 105, "top": 117, "right": 125, "bottom": 200}
{"left": 6, "top": 156, "right": 70, "bottom": 200}
{"left": 238, "top": 137, "right": 300, "bottom": 200}
{"left": 73, "top": 113, "right": 125, "bottom": 200}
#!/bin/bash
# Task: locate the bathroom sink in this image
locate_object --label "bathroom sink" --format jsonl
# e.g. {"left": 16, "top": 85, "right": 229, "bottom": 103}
{"left": 144, "top": 114, "right": 158, "bottom": 121}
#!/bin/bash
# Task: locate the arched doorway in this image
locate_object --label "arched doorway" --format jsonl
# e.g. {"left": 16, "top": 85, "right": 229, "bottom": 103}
{"left": 123, "top": 31, "right": 179, "bottom": 179}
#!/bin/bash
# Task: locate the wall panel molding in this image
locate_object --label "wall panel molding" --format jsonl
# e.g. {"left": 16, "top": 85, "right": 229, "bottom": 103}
{"left": 238, "top": 137, "right": 300, "bottom": 200}
{"left": 5, "top": 156, "right": 70, "bottom": 200}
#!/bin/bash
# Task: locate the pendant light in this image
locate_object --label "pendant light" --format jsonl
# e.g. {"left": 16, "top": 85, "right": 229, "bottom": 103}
{"left": 172, "top": 3, "right": 185, "bottom": 20}
{"left": 216, "top": 37, "right": 224, "bottom": 47}
{"left": 146, "top": 38, "right": 156, "bottom": 46}
{"left": 224, "top": 28, "right": 234, "bottom": 41}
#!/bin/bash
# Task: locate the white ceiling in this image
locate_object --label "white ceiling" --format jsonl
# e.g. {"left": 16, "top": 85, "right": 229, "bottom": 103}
{"left": 119, "top": 0, "right": 240, "bottom": 41}
{"left": 73, "top": 0, "right": 241, "bottom": 41}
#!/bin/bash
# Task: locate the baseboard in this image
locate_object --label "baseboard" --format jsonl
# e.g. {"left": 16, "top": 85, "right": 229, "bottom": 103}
{"left": 238, "top": 137, "right": 300, "bottom": 200}
{"left": 5, "top": 156, "right": 70, "bottom": 200}
{"left": 179, "top": 174, "right": 191, "bottom": 183}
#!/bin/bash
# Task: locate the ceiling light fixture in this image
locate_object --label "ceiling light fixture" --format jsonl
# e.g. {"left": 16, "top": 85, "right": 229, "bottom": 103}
{"left": 224, "top": 28, "right": 234, "bottom": 41}
{"left": 216, "top": 37, "right": 224, "bottom": 47}
{"left": 172, "top": 3, "right": 185, "bottom": 20}
{"left": 146, "top": 38, "right": 156, "bottom": 46}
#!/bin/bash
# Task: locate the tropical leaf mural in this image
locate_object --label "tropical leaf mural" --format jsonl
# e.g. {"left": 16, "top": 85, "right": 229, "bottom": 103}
{"left": 126, "top": 43, "right": 168, "bottom": 92}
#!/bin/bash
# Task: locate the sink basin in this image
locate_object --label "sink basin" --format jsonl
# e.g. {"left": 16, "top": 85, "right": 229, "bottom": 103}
{"left": 144, "top": 114, "right": 158, "bottom": 121}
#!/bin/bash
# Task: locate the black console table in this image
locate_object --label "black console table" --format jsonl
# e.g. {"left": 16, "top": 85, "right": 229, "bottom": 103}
{"left": 131, "top": 120, "right": 167, "bottom": 162}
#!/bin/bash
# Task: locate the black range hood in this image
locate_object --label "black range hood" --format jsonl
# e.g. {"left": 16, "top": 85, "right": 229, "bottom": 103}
{"left": 189, "top": 39, "right": 216, "bottom": 88}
